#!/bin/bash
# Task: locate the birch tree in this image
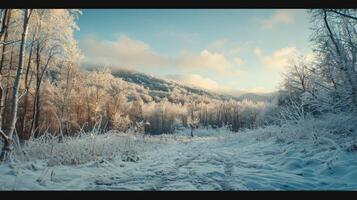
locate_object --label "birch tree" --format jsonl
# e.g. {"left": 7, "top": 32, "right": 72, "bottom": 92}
{"left": 0, "top": 9, "right": 32, "bottom": 162}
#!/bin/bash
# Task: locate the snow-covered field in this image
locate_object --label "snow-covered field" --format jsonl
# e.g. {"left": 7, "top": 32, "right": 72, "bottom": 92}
{"left": 0, "top": 115, "right": 357, "bottom": 190}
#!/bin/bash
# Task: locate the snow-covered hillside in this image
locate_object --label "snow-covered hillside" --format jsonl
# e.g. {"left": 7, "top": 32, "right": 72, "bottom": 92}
{"left": 90, "top": 68, "right": 274, "bottom": 103}
{"left": 112, "top": 69, "right": 237, "bottom": 101}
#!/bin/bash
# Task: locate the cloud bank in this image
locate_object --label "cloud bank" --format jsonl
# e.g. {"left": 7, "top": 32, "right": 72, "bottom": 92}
{"left": 166, "top": 74, "right": 220, "bottom": 91}
{"left": 81, "top": 35, "right": 243, "bottom": 77}
{"left": 260, "top": 10, "right": 295, "bottom": 29}
{"left": 254, "top": 46, "right": 297, "bottom": 71}
{"left": 81, "top": 35, "right": 170, "bottom": 68}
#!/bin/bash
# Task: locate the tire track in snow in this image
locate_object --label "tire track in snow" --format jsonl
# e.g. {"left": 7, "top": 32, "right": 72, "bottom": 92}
{"left": 80, "top": 134, "right": 357, "bottom": 190}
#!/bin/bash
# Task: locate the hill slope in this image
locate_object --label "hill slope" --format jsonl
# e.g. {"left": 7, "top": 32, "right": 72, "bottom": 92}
{"left": 111, "top": 69, "right": 238, "bottom": 101}
{"left": 84, "top": 67, "right": 275, "bottom": 103}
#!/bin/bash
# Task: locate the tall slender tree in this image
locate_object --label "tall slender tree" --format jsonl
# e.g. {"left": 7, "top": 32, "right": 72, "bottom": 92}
{"left": 0, "top": 9, "right": 32, "bottom": 162}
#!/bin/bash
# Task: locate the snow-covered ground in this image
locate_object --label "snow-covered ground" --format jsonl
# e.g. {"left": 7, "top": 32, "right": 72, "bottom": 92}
{"left": 0, "top": 116, "right": 357, "bottom": 190}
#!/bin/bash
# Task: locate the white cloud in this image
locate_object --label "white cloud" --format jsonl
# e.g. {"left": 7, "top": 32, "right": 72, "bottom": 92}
{"left": 166, "top": 73, "right": 272, "bottom": 96}
{"left": 260, "top": 10, "right": 295, "bottom": 29}
{"left": 255, "top": 47, "right": 297, "bottom": 70}
{"left": 240, "top": 87, "right": 273, "bottom": 94}
{"left": 167, "top": 74, "right": 229, "bottom": 94}
{"left": 81, "top": 36, "right": 238, "bottom": 74}
{"left": 219, "top": 86, "right": 273, "bottom": 96}
{"left": 80, "top": 35, "right": 170, "bottom": 68}
{"left": 176, "top": 49, "right": 232, "bottom": 72}
{"left": 166, "top": 74, "right": 220, "bottom": 91}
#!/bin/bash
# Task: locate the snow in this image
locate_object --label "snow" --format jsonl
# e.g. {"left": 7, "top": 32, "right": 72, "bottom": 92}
{"left": 0, "top": 118, "right": 357, "bottom": 190}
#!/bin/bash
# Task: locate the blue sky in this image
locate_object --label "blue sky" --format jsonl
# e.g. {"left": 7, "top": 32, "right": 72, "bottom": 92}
{"left": 75, "top": 9, "right": 313, "bottom": 94}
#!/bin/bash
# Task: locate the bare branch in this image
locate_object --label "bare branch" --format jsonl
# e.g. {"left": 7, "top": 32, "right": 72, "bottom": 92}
{"left": 0, "top": 129, "right": 8, "bottom": 141}
{"left": 18, "top": 89, "right": 28, "bottom": 100}
{"left": 326, "top": 9, "right": 357, "bottom": 21}
{"left": 0, "top": 39, "right": 21, "bottom": 46}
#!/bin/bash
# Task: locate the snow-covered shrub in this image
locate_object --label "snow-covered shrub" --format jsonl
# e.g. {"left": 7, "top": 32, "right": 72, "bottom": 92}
{"left": 15, "top": 130, "right": 158, "bottom": 166}
{"left": 143, "top": 100, "right": 186, "bottom": 134}
{"left": 141, "top": 94, "right": 153, "bottom": 103}
{"left": 112, "top": 113, "right": 131, "bottom": 132}
{"left": 256, "top": 101, "right": 280, "bottom": 126}
{"left": 194, "top": 99, "right": 273, "bottom": 132}
{"left": 277, "top": 98, "right": 312, "bottom": 124}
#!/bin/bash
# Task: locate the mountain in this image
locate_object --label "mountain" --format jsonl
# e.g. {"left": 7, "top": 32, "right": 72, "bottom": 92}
{"left": 84, "top": 66, "right": 276, "bottom": 103}
{"left": 111, "top": 69, "right": 239, "bottom": 102}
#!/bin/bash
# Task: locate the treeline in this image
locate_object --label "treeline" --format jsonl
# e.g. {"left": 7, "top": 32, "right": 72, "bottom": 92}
{"left": 142, "top": 98, "right": 277, "bottom": 135}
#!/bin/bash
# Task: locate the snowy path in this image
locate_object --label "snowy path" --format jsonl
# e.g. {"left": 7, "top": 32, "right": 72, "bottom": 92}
{"left": 0, "top": 131, "right": 357, "bottom": 190}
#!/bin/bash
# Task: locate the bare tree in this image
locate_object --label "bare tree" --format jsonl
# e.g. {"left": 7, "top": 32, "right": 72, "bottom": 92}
{"left": 0, "top": 9, "right": 32, "bottom": 162}
{"left": 30, "top": 42, "right": 58, "bottom": 136}
{"left": 187, "top": 98, "right": 199, "bottom": 137}
{"left": 306, "top": 9, "right": 357, "bottom": 112}
{"left": 0, "top": 9, "right": 12, "bottom": 132}
{"left": 282, "top": 56, "right": 312, "bottom": 98}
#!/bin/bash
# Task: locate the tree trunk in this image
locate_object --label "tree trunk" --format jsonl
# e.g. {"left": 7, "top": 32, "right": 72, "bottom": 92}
{"left": 0, "top": 10, "right": 11, "bottom": 131}
{"left": 19, "top": 40, "right": 35, "bottom": 140}
{"left": 30, "top": 38, "right": 52, "bottom": 137}
{"left": 30, "top": 41, "right": 41, "bottom": 137}
{"left": 0, "top": 138, "right": 12, "bottom": 162}
{"left": 1, "top": 45, "right": 14, "bottom": 129}
{"left": 0, "top": 86, "right": 4, "bottom": 131}
{"left": 30, "top": 83, "right": 40, "bottom": 137}
{"left": 1, "top": 9, "right": 31, "bottom": 162}
{"left": 0, "top": 9, "right": 11, "bottom": 74}
{"left": 59, "top": 67, "right": 72, "bottom": 140}
{"left": 34, "top": 86, "right": 40, "bottom": 135}
{"left": 20, "top": 90, "right": 30, "bottom": 139}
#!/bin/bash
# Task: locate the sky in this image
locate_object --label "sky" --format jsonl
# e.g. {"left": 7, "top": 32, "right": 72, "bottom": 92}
{"left": 75, "top": 9, "right": 314, "bottom": 95}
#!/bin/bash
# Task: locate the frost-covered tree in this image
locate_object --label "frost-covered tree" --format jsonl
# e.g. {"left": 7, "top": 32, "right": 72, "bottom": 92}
{"left": 0, "top": 9, "right": 32, "bottom": 162}
{"left": 308, "top": 9, "right": 357, "bottom": 112}
{"left": 187, "top": 97, "right": 200, "bottom": 137}
{"left": 143, "top": 99, "right": 185, "bottom": 134}
{"left": 29, "top": 9, "right": 81, "bottom": 136}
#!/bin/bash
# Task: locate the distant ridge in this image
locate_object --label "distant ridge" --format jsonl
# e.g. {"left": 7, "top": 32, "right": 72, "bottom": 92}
{"left": 83, "top": 65, "right": 275, "bottom": 103}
